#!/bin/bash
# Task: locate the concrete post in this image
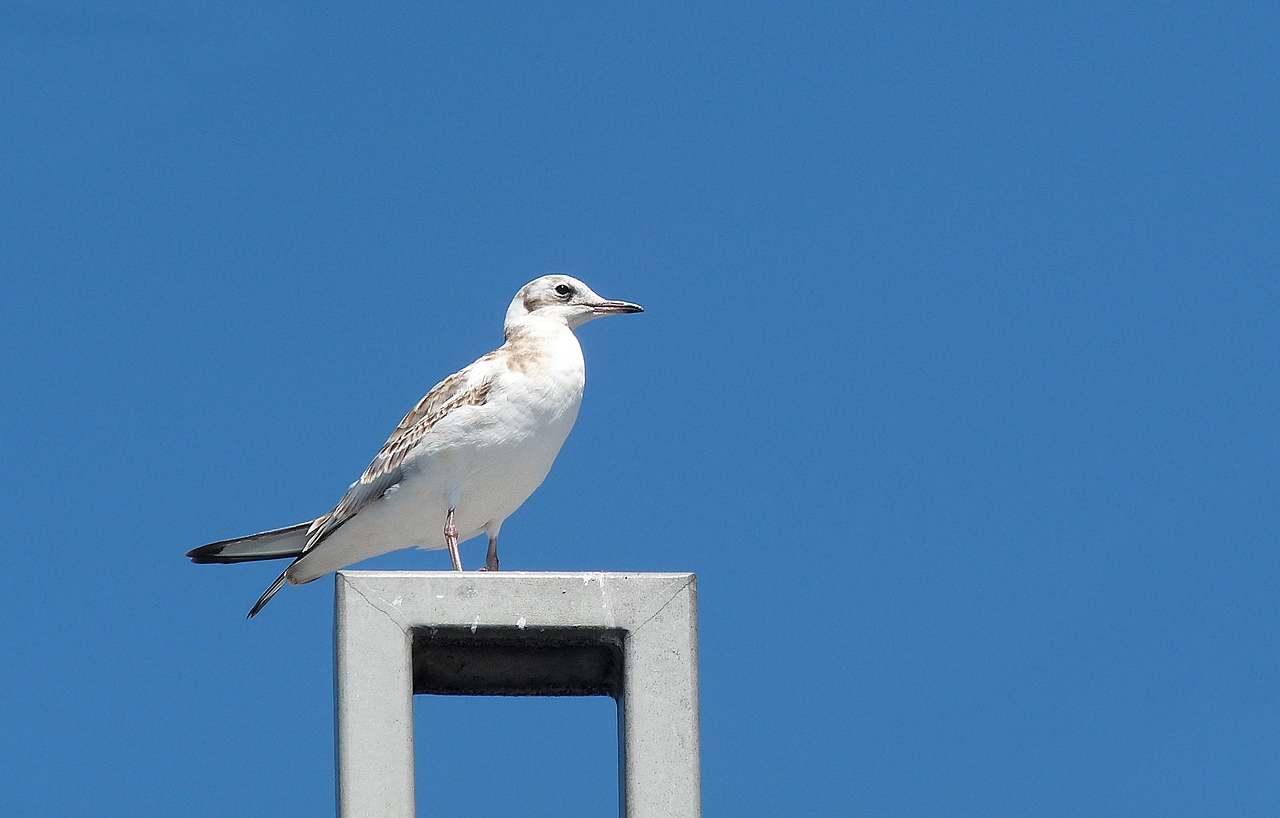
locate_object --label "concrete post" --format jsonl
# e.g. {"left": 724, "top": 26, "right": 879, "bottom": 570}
{"left": 333, "top": 571, "right": 700, "bottom": 818}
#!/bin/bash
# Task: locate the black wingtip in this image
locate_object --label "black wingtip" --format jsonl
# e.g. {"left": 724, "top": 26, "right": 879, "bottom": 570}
{"left": 247, "top": 570, "right": 290, "bottom": 619}
{"left": 187, "top": 543, "right": 230, "bottom": 564}
{"left": 187, "top": 523, "right": 311, "bottom": 564}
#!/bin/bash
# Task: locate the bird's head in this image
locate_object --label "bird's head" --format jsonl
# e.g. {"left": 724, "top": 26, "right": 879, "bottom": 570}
{"left": 506, "top": 275, "right": 643, "bottom": 331}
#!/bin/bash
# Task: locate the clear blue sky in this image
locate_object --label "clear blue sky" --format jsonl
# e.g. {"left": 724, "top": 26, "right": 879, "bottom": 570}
{"left": 2, "top": 3, "right": 1277, "bottom": 816}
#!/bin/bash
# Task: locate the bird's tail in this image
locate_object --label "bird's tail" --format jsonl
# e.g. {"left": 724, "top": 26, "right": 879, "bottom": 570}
{"left": 186, "top": 523, "right": 310, "bottom": 564}
{"left": 188, "top": 523, "right": 313, "bottom": 618}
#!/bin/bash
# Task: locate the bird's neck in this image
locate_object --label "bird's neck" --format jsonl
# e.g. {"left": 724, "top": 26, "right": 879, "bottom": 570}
{"left": 503, "top": 315, "right": 575, "bottom": 345}
{"left": 500, "top": 316, "right": 586, "bottom": 393}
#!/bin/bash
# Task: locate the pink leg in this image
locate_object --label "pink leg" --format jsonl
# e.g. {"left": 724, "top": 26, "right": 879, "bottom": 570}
{"left": 444, "top": 507, "right": 463, "bottom": 571}
{"left": 483, "top": 535, "right": 499, "bottom": 572}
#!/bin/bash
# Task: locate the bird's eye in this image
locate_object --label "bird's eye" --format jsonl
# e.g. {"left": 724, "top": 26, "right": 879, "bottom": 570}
{"left": 554, "top": 283, "right": 574, "bottom": 298}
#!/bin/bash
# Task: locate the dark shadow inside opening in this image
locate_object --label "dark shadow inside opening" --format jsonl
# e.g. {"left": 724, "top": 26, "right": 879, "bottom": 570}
{"left": 411, "top": 626, "right": 625, "bottom": 698}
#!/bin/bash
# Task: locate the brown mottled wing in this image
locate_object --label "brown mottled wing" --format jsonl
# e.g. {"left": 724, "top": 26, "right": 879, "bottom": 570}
{"left": 303, "top": 372, "right": 494, "bottom": 549}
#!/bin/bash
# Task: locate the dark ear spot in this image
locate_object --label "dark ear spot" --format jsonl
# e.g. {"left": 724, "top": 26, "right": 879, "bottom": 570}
{"left": 522, "top": 289, "right": 537, "bottom": 312}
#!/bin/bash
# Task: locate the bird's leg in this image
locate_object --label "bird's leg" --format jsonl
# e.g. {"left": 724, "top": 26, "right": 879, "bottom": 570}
{"left": 444, "top": 507, "right": 463, "bottom": 571}
{"left": 482, "top": 535, "right": 499, "bottom": 572}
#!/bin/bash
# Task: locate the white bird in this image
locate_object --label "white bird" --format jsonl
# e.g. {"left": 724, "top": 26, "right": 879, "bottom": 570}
{"left": 188, "top": 275, "right": 642, "bottom": 617}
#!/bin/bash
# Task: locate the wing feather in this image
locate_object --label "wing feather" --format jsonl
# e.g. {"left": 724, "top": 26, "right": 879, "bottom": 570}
{"left": 302, "top": 371, "right": 494, "bottom": 549}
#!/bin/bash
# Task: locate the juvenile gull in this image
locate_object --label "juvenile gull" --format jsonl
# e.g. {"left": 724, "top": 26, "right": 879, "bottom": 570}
{"left": 187, "top": 275, "right": 642, "bottom": 617}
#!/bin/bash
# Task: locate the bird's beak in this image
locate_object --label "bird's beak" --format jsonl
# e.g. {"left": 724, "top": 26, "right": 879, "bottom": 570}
{"left": 590, "top": 299, "right": 644, "bottom": 316}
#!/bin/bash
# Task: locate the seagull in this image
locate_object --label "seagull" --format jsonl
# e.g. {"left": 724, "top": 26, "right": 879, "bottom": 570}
{"left": 187, "top": 275, "right": 642, "bottom": 617}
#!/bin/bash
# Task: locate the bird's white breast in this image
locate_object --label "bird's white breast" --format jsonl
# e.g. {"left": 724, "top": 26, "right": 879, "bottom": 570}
{"left": 405, "top": 319, "right": 586, "bottom": 536}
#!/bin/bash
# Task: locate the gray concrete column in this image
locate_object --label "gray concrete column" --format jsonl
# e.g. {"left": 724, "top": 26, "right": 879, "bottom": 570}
{"left": 333, "top": 571, "right": 700, "bottom": 818}
{"left": 334, "top": 573, "right": 416, "bottom": 818}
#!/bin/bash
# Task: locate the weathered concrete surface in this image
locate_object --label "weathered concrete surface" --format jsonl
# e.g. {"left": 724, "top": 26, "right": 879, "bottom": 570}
{"left": 334, "top": 571, "right": 700, "bottom": 818}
